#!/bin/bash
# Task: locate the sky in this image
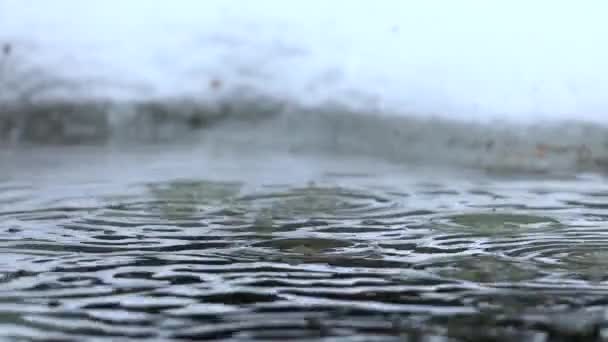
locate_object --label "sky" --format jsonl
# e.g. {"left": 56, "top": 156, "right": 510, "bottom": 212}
{"left": 1, "top": 1, "right": 608, "bottom": 123}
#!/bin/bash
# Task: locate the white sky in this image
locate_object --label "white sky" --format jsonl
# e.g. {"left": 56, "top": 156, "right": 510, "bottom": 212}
{"left": 1, "top": 1, "right": 608, "bottom": 123}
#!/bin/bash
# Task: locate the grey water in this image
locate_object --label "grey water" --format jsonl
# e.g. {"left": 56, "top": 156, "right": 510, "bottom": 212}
{"left": 2, "top": 135, "right": 608, "bottom": 341}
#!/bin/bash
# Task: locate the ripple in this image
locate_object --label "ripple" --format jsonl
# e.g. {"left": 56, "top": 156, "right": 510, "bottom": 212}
{"left": 2, "top": 152, "right": 608, "bottom": 340}
{"left": 237, "top": 185, "right": 399, "bottom": 220}
{"left": 253, "top": 238, "right": 354, "bottom": 253}
{"left": 435, "top": 213, "right": 560, "bottom": 236}
{"left": 421, "top": 255, "right": 544, "bottom": 283}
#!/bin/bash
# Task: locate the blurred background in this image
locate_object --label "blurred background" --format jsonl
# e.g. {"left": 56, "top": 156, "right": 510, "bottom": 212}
{"left": 1, "top": 1, "right": 608, "bottom": 173}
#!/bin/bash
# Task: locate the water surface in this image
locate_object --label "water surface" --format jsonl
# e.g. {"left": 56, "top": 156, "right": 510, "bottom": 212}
{"left": 2, "top": 145, "right": 608, "bottom": 341}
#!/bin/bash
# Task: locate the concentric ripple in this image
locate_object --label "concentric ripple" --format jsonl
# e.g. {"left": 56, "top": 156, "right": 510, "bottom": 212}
{"left": 2, "top": 148, "right": 608, "bottom": 341}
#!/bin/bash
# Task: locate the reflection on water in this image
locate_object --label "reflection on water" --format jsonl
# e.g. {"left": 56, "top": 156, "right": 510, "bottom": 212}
{"left": 2, "top": 146, "right": 608, "bottom": 341}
